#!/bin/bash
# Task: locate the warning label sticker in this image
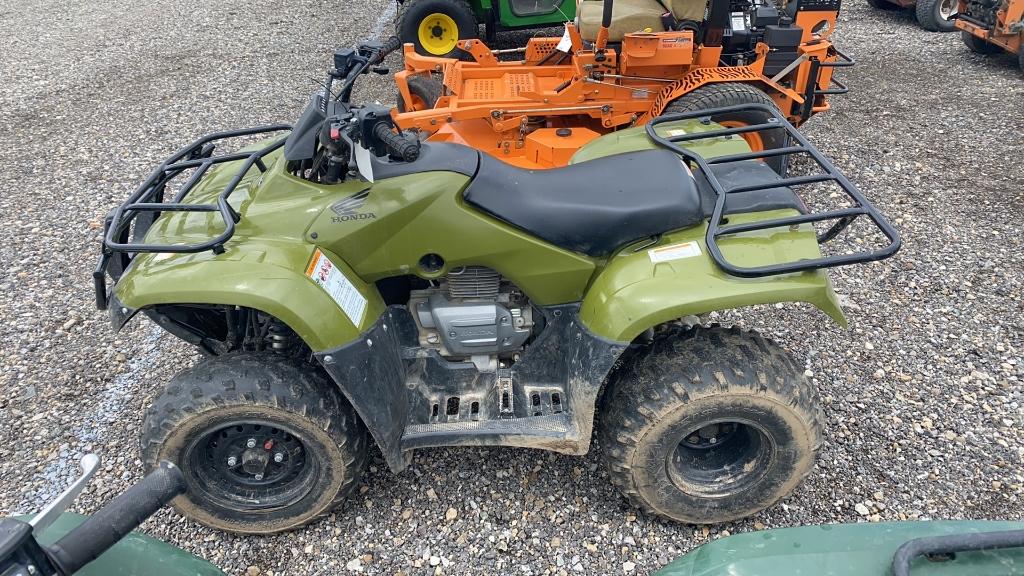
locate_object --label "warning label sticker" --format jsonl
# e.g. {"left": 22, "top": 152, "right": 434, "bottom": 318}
{"left": 648, "top": 241, "right": 702, "bottom": 263}
{"left": 306, "top": 248, "right": 367, "bottom": 325}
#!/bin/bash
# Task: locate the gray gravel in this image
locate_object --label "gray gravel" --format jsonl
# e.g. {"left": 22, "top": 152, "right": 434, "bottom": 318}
{"left": 1, "top": 0, "right": 1023, "bottom": 574}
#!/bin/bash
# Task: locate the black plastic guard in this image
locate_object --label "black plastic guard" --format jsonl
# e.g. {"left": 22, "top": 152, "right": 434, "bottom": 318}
{"left": 315, "top": 307, "right": 417, "bottom": 472}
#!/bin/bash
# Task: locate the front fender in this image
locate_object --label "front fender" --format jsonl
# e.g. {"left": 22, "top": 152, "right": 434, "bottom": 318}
{"left": 113, "top": 242, "right": 384, "bottom": 352}
{"left": 580, "top": 213, "right": 846, "bottom": 342}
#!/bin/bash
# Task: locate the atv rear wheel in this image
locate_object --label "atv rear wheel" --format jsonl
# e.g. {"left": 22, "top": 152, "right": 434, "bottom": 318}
{"left": 663, "top": 84, "right": 789, "bottom": 175}
{"left": 599, "top": 325, "right": 823, "bottom": 524}
{"left": 915, "top": 0, "right": 958, "bottom": 32}
{"left": 141, "top": 353, "right": 368, "bottom": 534}
{"left": 398, "top": 0, "right": 479, "bottom": 57}
{"left": 397, "top": 74, "right": 443, "bottom": 112}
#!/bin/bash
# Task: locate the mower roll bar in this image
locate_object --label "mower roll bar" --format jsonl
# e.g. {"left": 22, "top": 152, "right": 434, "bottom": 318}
{"left": 647, "top": 103, "right": 901, "bottom": 278}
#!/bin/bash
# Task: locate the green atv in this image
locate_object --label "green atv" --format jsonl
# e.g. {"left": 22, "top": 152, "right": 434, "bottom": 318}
{"left": 94, "top": 37, "right": 900, "bottom": 534}
{"left": 397, "top": 0, "right": 575, "bottom": 56}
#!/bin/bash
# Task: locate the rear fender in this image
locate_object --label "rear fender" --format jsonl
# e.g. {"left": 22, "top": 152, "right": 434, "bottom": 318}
{"left": 579, "top": 216, "right": 846, "bottom": 342}
{"left": 113, "top": 243, "right": 384, "bottom": 352}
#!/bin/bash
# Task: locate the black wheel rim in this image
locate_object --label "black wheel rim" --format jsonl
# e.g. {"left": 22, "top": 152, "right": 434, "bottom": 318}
{"left": 185, "top": 420, "right": 318, "bottom": 511}
{"left": 666, "top": 419, "right": 775, "bottom": 498}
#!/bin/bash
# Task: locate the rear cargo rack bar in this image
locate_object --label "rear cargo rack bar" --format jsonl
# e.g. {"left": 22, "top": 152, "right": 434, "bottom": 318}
{"left": 646, "top": 103, "right": 900, "bottom": 278}
{"left": 94, "top": 125, "right": 290, "bottom": 309}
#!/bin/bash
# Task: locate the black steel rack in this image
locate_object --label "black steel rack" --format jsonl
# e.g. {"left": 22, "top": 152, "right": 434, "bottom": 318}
{"left": 646, "top": 103, "right": 901, "bottom": 278}
{"left": 94, "top": 125, "right": 290, "bottom": 308}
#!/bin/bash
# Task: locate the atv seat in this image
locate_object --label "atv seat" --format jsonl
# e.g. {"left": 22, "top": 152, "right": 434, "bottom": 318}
{"left": 465, "top": 150, "right": 807, "bottom": 258}
{"left": 464, "top": 150, "right": 703, "bottom": 256}
{"left": 578, "top": 0, "right": 708, "bottom": 42}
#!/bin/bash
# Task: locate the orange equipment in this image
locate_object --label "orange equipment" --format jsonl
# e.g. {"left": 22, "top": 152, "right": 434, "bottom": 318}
{"left": 393, "top": 0, "right": 853, "bottom": 169}
{"left": 956, "top": 0, "right": 1023, "bottom": 72}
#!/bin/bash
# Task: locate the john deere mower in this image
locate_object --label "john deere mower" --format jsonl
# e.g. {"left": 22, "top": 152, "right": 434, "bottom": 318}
{"left": 393, "top": 0, "right": 852, "bottom": 170}
{"left": 956, "top": 0, "right": 1024, "bottom": 71}
{"left": 94, "top": 37, "right": 899, "bottom": 534}
{"left": 397, "top": 0, "right": 577, "bottom": 56}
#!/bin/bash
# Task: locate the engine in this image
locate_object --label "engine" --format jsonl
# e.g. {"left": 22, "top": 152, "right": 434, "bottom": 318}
{"left": 408, "top": 266, "right": 535, "bottom": 371}
{"left": 961, "top": 0, "right": 1004, "bottom": 26}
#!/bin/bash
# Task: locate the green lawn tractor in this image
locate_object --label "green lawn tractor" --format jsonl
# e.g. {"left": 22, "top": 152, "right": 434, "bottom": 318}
{"left": 93, "top": 37, "right": 900, "bottom": 534}
{"left": 397, "top": 0, "right": 575, "bottom": 55}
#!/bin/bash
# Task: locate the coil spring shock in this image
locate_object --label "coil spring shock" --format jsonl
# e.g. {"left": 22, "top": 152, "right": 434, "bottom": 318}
{"left": 264, "top": 319, "right": 296, "bottom": 353}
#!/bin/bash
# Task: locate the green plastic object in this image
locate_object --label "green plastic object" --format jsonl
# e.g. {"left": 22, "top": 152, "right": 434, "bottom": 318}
{"left": 654, "top": 521, "right": 1024, "bottom": 576}
{"left": 26, "top": 513, "right": 224, "bottom": 576}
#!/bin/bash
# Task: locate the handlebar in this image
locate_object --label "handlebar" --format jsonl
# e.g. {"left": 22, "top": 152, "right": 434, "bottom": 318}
{"left": 373, "top": 122, "right": 420, "bottom": 162}
{"left": 46, "top": 461, "right": 186, "bottom": 575}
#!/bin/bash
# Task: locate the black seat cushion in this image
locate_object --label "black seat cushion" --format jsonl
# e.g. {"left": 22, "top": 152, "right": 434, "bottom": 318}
{"left": 696, "top": 160, "right": 807, "bottom": 217}
{"left": 464, "top": 150, "right": 703, "bottom": 257}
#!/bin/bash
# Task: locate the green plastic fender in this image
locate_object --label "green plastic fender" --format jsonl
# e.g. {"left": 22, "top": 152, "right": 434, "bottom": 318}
{"left": 654, "top": 521, "right": 1024, "bottom": 576}
{"left": 115, "top": 243, "right": 384, "bottom": 352}
{"left": 21, "top": 513, "right": 224, "bottom": 576}
{"left": 579, "top": 211, "right": 846, "bottom": 342}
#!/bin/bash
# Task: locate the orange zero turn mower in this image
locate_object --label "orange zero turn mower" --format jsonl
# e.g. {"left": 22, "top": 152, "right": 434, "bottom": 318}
{"left": 392, "top": 0, "right": 853, "bottom": 169}
{"left": 957, "top": 0, "right": 1024, "bottom": 72}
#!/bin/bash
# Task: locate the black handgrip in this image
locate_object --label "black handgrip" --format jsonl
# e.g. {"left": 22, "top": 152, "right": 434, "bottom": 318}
{"left": 46, "top": 461, "right": 186, "bottom": 575}
{"left": 370, "top": 36, "right": 402, "bottom": 65}
{"left": 373, "top": 123, "right": 420, "bottom": 162}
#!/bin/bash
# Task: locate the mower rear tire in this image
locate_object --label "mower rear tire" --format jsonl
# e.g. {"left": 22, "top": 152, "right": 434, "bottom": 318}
{"left": 961, "top": 31, "right": 1003, "bottom": 54}
{"left": 915, "top": 0, "right": 958, "bottom": 32}
{"left": 599, "top": 325, "right": 823, "bottom": 524}
{"left": 663, "top": 84, "right": 789, "bottom": 175}
{"left": 140, "top": 353, "right": 368, "bottom": 534}
{"left": 397, "top": 74, "right": 443, "bottom": 112}
{"left": 398, "top": 0, "right": 479, "bottom": 58}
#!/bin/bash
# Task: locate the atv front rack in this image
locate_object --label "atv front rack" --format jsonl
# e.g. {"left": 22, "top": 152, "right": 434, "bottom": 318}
{"left": 94, "top": 125, "right": 290, "bottom": 308}
{"left": 646, "top": 103, "right": 901, "bottom": 278}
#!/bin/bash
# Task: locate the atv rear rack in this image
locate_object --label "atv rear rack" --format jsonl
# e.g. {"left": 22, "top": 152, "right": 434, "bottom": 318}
{"left": 94, "top": 125, "right": 290, "bottom": 308}
{"left": 646, "top": 103, "right": 900, "bottom": 278}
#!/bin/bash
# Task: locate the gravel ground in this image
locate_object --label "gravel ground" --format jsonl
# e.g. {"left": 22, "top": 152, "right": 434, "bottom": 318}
{"left": 1, "top": 0, "right": 1022, "bottom": 574}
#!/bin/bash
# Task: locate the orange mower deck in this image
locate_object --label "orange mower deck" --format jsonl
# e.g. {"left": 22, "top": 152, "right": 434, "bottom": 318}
{"left": 393, "top": 4, "right": 852, "bottom": 170}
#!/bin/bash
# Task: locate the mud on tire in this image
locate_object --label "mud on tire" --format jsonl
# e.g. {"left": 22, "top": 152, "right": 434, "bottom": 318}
{"left": 140, "top": 353, "right": 368, "bottom": 534}
{"left": 599, "top": 325, "right": 823, "bottom": 524}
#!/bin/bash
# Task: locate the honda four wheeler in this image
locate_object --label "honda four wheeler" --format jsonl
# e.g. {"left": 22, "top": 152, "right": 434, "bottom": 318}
{"left": 398, "top": 0, "right": 577, "bottom": 56}
{"left": 1, "top": 455, "right": 223, "bottom": 575}
{"left": 393, "top": 0, "right": 853, "bottom": 170}
{"left": 956, "top": 0, "right": 1024, "bottom": 71}
{"left": 94, "top": 38, "right": 899, "bottom": 534}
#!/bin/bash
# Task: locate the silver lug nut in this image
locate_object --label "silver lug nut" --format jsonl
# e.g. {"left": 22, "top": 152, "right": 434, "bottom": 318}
{"left": 246, "top": 438, "right": 257, "bottom": 448}
{"left": 226, "top": 456, "right": 238, "bottom": 467}
{"left": 274, "top": 452, "right": 284, "bottom": 463}
{"left": 254, "top": 473, "right": 264, "bottom": 481}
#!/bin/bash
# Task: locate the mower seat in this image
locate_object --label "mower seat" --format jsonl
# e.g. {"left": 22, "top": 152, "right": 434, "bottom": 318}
{"left": 578, "top": 0, "right": 708, "bottom": 41}
{"left": 464, "top": 150, "right": 703, "bottom": 257}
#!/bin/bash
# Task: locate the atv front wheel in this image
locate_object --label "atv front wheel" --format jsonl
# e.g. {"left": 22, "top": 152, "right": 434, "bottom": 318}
{"left": 141, "top": 353, "right": 368, "bottom": 534}
{"left": 663, "top": 84, "right": 789, "bottom": 175}
{"left": 398, "top": 0, "right": 479, "bottom": 57}
{"left": 599, "top": 326, "right": 823, "bottom": 524}
{"left": 915, "top": 0, "right": 958, "bottom": 32}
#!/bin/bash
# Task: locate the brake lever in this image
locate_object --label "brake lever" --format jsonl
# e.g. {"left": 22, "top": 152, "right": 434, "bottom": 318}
{"left": 30, "top": 454, "right": 102, "bottom": 533}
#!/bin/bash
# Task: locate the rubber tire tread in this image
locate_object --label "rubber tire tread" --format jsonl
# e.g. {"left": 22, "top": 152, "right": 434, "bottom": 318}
{"left": 397, "top": 74, "right": 444, "bottom": 112}
{"left": 397, "top": 0, "right": 479, "bottom": 58}
{"left": 915, "top": 0, "right": 956, "bottom": 32}
{"left": 663, "top": 83, "right": 789, "bottom": 175}
{"left": 140, "top": 353, "right": 368, "bottom": 533}
{"left": 866, "top": 0, "right": 900, "bottom": 10}
{"left": 961, "top": 31, "right": 1003, "bottom": 54}
{"left": 599, "top": 325, "right": 824, "bottom": 524}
